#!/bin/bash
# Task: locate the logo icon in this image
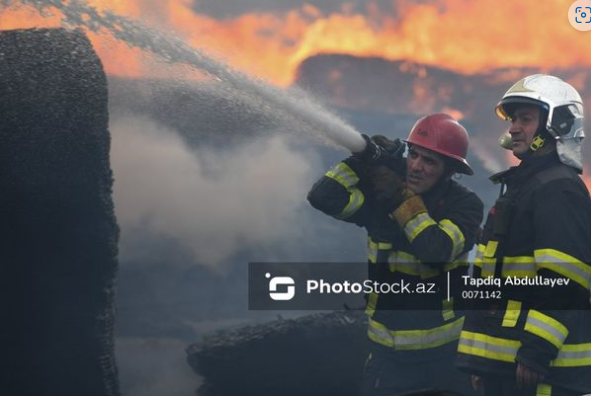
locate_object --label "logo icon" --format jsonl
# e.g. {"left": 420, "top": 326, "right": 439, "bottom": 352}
{"left": 266, "top": 273, "right": 295, "bottom": 301}
{"left": 569, "top": 0, "right": 591, "bottom": 31}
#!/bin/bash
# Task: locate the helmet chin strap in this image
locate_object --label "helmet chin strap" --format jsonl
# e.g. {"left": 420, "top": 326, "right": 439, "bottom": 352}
{"left": 529, "top": 135, "right": 546, "bottom": 152}
{"left": 527, "top": 107, "right": 550, "bottom": 154}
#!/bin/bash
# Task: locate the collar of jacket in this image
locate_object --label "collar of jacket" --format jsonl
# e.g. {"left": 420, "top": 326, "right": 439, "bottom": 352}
{"left": 420, "top": 177, "right": 452, "bottom": 210}
{"left": 489, "top": 151, "right": 560, "bottom": 186}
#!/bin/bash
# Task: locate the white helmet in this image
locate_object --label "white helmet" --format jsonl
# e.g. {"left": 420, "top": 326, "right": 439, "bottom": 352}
{"left": 496, "top": 74, "right": 585, "bottom": 171}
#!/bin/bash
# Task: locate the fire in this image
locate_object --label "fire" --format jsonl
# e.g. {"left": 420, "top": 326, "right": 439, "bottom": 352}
{"left": 0, "top": 0, "right": 588, "bottom": 86}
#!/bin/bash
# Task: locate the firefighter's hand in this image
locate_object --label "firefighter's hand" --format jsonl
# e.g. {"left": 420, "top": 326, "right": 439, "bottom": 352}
{"left": 353, "top": 134, "right": 389, "bottom": 163}
{"left": 516, "top": 362, "right": 545, "bottom": 389}
{"left": 371, "top": 135, "right": 405, "bottom": 158}
{"left": 369, "top": 166, "right": 414, "bottom": 211}
{"left": 471, "top": 375, "right": 483, "bottom": 391}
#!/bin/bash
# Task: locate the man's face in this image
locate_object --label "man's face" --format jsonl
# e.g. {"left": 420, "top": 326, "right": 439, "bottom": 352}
{"left": 508, "top": 106, "right": 540, "bottom": 158}
{"left": 405, "top": 145, "right": 447, "bottom": 194}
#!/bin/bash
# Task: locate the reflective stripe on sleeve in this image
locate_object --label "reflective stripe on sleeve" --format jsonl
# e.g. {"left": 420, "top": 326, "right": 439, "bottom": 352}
{"left": 368, "top": 317, "right": 464, "bottom": 350}
{"left": 534, "top": 248, "right": 591, "bottom": 289}
{"left": 551, "top": 343, "right": 591, "bottom": 367}
{"left": 524, "top": 310, "right": 569, "bottom": 349}
{"left": 325, "top": 163, "right": 365, "bottom": 219}
{"left": 325, "top": 162, "right": 358, "bottom": 188}
{"left": 387, "top": 250, "right": 466, "bottom": 278}
{"left": 439, "top": 219, "right": 466, "bottom": 260}
{"left": 458, "top": 331, "right": 521, "bottom": 362}
{"left": 388, "top": 250, "right": 439, "bottom": 278}
{"left": 335, "top": 188, "right": 365, "bottom": 219}
{"left": 458, "top": 332, "right": 591, "bottom": 367}
{"left": 444, "top": 252, "right": 469, "bottom": 272}
{"left": 402, "top": 215, "right": 466, "bottom": 261}
{"left": 403, "top": 212, "right": 436, "bottom": 242}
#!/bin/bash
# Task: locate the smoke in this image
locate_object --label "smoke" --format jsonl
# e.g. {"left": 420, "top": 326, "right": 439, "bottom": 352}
{"left": 110, "top": 115, "right": 321, "bottom": 268}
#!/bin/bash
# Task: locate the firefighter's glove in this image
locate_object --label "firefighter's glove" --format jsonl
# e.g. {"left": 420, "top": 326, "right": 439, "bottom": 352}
{"left": 370, "top": 135, "right": 406, "bottom": 173}
{"left": 354, "top": 134, "right": 389, "bottom": 163}
{"left": 369, "top": 166, "right": 428, "bottom": 226}
{"left": 369, "top": 166, "right": 413, "bottom": 212}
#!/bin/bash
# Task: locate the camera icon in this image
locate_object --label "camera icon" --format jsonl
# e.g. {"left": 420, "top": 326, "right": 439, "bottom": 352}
{"left": 575, "top": 7, "right": 591, "bottom": 23}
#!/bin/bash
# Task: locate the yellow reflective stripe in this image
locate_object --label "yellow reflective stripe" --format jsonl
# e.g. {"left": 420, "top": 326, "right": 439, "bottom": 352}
{"left": 389, "top": 250, "right": 420, "bottom": 276}
{"left": 458, "top": 331, "right": 521, "bottom": 362}
{"left": 502, "top": 256, "right": 536, "bottom": 277}
{"left": 365, "top": 292, "right": 378, "bottom": 317}
{"left": 484, "top": 240, "right": 498, "bottom": 257}
{"left": 387, "top": 250, "right": 465, "bottom": 276}
{"left": 403, "top": 212, "right": 436, "bottom": 242}
{"left": 476, "top": 241, "right": 498, "bottom": 277}
{"left": 551, "top": 343, "right": 591, "bottom": 367}
{"left": 534, "top": 248, "right": 591, "bottom": 289}
{"left": 439, "top": 219, "right": 466, "bottom": 260}
{"left": 458, "top": 334, "right": 591, "bottom": 367}
{"left": 388, "top": 250, "right": 439, "bottom": 278}
{"left": 525, "top": 310, "right": 569, "bottom": 349}
{"left": 444, "top": 252, "right": 469, "bottom": 272}
{"left": 536, "top": 384, "right": 552, "bottom": 396}
{"left": 442, "top": 298, "right": 455, "bottom": 321}
{"left": 335, "top": 188, "right": 365, "bottom": 219}
{"left": 502, "top": 300, "right": 522, "bottom": 328}
{"left": 368, "top": 317, "right": 464, "bottom": 350}
{"left": 474, "top": 244, "right": 485, "bottom": 269}
{"left": 367, "top": 238, "right": 392, "bottom": 264}
{"left": 393, "top": 317, "right": 464, "bottom": 350}
{"left": 367, "top": 319, "right": 395, "bottom": 347}
{"left": 325, "top": 162, "right": 358, "bottom": 188}
{"left": 369, "top": 238, "right": 393, "bottom": 250}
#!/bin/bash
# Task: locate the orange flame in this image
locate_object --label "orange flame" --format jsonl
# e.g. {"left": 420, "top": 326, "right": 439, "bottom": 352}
{"left": 0, "top": 0, "right": 588, "bottom": 85}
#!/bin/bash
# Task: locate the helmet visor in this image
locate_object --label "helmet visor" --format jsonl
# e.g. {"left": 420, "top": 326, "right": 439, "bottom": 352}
{"left": 495, "top": 97, "right": 549, "bottom": 120}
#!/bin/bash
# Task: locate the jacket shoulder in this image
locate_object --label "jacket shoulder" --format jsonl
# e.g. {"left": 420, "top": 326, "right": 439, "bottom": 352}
{"left": 534, "top": 163, "right": 589, "bottom": 195}
{"left": 447, "top": 180, "right": 484, "bottom": 207}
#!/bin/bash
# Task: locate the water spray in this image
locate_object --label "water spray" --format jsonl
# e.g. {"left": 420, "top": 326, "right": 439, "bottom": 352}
{"left": 3, "top": 0, "right": 367, "bottom": 153}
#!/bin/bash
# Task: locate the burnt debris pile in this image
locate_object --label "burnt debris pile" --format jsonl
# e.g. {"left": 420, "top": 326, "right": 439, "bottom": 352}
{"left": 187, "top": 310, "right": 368, "bottom": 396}
{"left": 0, "top": 28, "right": 119, "bottom": 396}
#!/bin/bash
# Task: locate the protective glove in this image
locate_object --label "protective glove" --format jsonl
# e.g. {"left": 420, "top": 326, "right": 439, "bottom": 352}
{"left": 369, "top": 166, "right": 414, "bottom": 212}
{"left": 371, "top": 135, "right": 406, "bottom": 166}
{"left": 364, "top": 135, "right": 406, "bottom": 173}
{"left": 369, "top": 166, "right": 428, "bottom": 226}
{"left": 353, "top": 134, "right": 389, "bottom": 163}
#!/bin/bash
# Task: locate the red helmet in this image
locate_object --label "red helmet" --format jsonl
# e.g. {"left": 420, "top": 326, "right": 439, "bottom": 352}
{"left": 405, "top": 113, "right": 473, "bottom": 175}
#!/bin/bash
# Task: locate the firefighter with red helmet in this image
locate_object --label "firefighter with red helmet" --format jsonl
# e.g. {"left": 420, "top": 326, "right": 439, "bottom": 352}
{"left": 308, "top": 113, "right": 484, "bottom": 395}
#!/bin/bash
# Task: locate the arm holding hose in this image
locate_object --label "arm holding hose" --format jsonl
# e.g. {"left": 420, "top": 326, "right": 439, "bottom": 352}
{"left": 307, "top": 134, "right": 405, "bottom": 226}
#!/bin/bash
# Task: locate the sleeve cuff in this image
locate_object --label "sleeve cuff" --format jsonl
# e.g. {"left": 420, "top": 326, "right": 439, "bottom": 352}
{"left": 390, "top": 194, "right": 427, "bottom": 226}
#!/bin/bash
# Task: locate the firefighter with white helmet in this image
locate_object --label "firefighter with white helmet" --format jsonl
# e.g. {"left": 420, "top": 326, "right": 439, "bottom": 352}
{"left": 496, "top": 74, "right": 585, "bottom": 170}
{"left": 308, "top": 114, "right": 483, "bottom": 395}
{"left": 457, "top": 74, "right": 591, "bottom": 396}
